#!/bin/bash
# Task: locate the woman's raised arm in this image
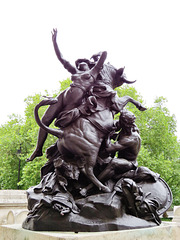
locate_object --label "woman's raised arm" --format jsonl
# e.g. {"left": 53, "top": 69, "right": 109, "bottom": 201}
{"left": 52, "top": 29, "right": 77, "bottom": 74}
{"left": 90, "top": 51, "right": 107, "bottom": 79}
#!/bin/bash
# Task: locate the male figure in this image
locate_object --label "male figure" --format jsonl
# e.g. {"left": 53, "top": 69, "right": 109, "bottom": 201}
{"left": 100, "top": 109, "right": 141, "bottom": 179}
{"left": 80, "top": 109, "right": 141, "bottom": 196}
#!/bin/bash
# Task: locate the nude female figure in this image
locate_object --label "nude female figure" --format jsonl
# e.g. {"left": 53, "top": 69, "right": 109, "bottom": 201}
{"left": 27, "top": 29, "right": 107, "bottom": 162}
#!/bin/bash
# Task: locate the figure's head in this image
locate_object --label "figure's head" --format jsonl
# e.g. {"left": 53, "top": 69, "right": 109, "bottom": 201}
{"left": 62, "top": 162, "right": 80, "bottom": 181}
{"left": 135, "top": 198, "right": 161, "bottom": 225}
{"left": 75, "top": 58, "right": 95, "bottom": 71}
{"left": 120, "top": 110, "right": 136, "bottom": 124}
{"left": 78, "top": 62, "right": 89, "bottom": 71}
{"left": 119, "top": 110, "right": 138, "bottom": 131}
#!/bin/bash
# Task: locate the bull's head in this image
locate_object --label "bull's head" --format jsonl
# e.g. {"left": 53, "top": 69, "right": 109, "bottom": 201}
{"left": 90, "top": 52, "right": 136, "bottom": 89}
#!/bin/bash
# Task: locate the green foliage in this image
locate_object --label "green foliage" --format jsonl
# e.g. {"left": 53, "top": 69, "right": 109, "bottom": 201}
{"left": 0, "top": 90, "right": 59, "bottom": 189}
{"left": 18, "top": 158, "right": 47, "bottom": 189}
{"left": 0, "top": 78, "right": 179, "bottom": 206}
{"left": 0, "top": 115, "right": 25, "bottom": 189}
{"left": 59, "top": 78, "right": 72, "bottom": 92}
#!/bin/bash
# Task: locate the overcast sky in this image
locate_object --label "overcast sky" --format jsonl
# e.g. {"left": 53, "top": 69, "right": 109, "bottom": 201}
{"left": 0, "top": 0, "right": 180, "bottom": 139}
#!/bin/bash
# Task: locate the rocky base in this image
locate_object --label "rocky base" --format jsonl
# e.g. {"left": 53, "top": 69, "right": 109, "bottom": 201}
{"left": 21, "top": 169, "right": 172, "bottom": 232}
{"left": 22, "top": 209, "right": 156, "bottom": 232}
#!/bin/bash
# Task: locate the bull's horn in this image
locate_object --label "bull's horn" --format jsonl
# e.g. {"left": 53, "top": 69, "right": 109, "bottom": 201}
{"left": 117, "top": 67, "right": 136, "bottom": 84}
{"left": 116, "top": 67, "right": 125, "bottom": 76}
{"left": 114, "top": 67, "right": 136, "bottom": 89}
{"left": 122, "top": 78, "right": 136, "bottom": 84}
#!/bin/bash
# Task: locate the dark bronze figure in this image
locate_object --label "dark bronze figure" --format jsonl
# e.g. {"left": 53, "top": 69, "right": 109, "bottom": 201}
{"left": 23, "top": 30, "right": 172, "bottom": 232}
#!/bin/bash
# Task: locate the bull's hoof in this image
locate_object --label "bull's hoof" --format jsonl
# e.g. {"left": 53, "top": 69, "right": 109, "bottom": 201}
{"left": 138, "top": 105, "right": 147, "bottom": 111}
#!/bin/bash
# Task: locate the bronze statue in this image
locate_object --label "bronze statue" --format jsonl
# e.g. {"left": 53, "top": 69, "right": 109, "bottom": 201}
{"left": 23, "top": 30, "right": 172, "bottom": 232}
{"left": 27, "top": 29, "right": 145, "bottom": 162}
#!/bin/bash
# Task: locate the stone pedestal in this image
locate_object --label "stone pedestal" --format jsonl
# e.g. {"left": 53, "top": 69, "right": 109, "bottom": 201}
{"left": 172, "top": 206, "right": 180, "bottom": 223}
{"left": 0, "top": 223, "right": 180, "bottom": 240}
{"left": 0, "top": 190, "right": 28, "bottom": 225}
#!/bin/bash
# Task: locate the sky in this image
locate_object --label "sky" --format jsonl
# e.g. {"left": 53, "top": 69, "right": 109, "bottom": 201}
{"left": 0, "top": 0, "right": 180, "bottom": 139}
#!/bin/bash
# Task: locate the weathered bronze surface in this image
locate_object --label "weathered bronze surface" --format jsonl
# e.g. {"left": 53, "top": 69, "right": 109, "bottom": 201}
{"left": 23, "top": 29, "right": 172, "bottom": 232}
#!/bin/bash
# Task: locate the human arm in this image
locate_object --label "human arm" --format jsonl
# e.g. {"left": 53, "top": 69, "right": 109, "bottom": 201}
{"left": 90, "top": 51, "right": 107, "bottom": 79}
{"left": 106, "top": 135, "right": 135, "bottom": 153}
{"left": 52, "top": 29, "right": 77, "bottom": 74}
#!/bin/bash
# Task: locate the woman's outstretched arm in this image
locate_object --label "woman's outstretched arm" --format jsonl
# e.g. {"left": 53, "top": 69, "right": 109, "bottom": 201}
{"left": 90, "top": 51, "right": 107, "bottom": 79}
{"left": 52, "top": 29, "right": 77, "bottom": 74}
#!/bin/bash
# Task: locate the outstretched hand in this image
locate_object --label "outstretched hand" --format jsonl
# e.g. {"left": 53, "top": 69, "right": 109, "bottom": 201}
{"left": 52, "top": 28, "right": 58, "bottom": 42}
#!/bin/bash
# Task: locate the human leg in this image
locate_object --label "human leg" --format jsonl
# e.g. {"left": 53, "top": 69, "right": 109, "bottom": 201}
{"left": 27, "top": 96, "right": 64, "bottom": 162}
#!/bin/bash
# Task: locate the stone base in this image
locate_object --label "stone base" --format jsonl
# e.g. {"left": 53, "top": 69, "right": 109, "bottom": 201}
{"left": 0, "top": 190, "right": 27, "bottom": 225}
{"left": 7, "top": 209, "right": 28, "bottom": 224}
{"left": 172, "top": 206, "right": 180, "bottom": 223}
{"left": 22, "top": 209, "right": 157, "bottom": 232}
{"left": 0, "top": 223, "right": 180, "bottom": 240}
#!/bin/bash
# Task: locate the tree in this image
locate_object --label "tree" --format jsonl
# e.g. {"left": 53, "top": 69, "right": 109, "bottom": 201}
{"left": 0, "top": 91, "right": 59, "bottom": 189}
{"left": 0, "top": 115, "right": 25, "bottom": 189}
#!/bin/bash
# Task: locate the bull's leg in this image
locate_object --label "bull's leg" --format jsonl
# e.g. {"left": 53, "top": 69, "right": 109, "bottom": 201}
{"left": 118, "top": 96, "right": 147, "bottom": 111}
{"left": 80, "top": 158, "right": 135, "bottom": 196}
{"left": 84, "top": 156, "right": 111, "bottom": 193}
{"left": 80, "top": 163, "right": 114, "bottom": 197}
{"left": 61, "top": 133, "right": 111, "bottom": 193}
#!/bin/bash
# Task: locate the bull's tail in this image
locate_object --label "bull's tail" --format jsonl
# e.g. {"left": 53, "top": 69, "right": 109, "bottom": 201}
{"left": 34, "top": 97, "right": 63, "bottom": 138}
